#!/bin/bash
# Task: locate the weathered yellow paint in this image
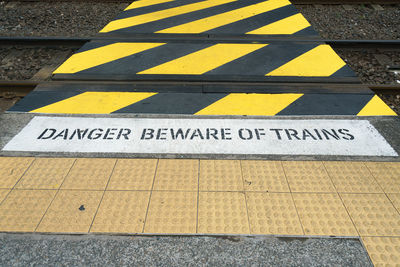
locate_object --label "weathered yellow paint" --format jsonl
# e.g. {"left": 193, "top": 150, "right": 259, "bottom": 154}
{"left": 138, "top": 43, "right": 267, "bottom": 75}
{"left": 195, "top": 93, "right": 303, "bottom": 115}
{"left": 247, "top": 13, "right": 311, "bottom": 35}
{"left": 30, "top": 92, "right": 157, "bottom": 114}
{"left": 357, "top": 95, "right": 397, "bottom": 116}
{"left": 101, "top": 0, "right": 236, "bottom": 33}
{"left": 266, "top": 45, "right": 346, "bottom": 76}
{"left": 157, "top": 0, "right": 291, "bottom": 34}
{"left": 53, "top": 43, "right": 165, "bottom": 74}
{"left": 125, "top": 0, "right": 175, "bottom": 11}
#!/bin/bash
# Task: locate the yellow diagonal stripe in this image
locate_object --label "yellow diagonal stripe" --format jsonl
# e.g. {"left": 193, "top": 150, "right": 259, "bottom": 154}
{"left": 30, "top": 92, "right": 157, "bottom": 114}
{"left": 266, "top": 45, "right": 346, "bottom": 77}
{"left": 53, "top": 43, "right": 165, "bottom": 74}
{"left": 137, "top": 43, "right": 267, "bottom": 75}
{"left": 125, "top": 0, "right": 175, "bottom": 11}
{"left": 357, "top": 95, "right": 397, "bottom": 116}
{"left": 247, "top": 13, "right": 311, "bottom": 35}
{"left": 101, "top": 0, "right": 236, "bottom": 33}
{"left": 157, "top": 0, "right": 291, "bottom": 34}
{"left": 195, "top": 93, "right": 303, "bottom": 115}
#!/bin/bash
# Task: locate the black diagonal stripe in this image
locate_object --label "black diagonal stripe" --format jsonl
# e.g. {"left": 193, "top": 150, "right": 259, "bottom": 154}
{"left": 205, "top": 43, "right": 319, "bottom": 76}
{"left": 331, "top": 65, "right": 357, "bottom": 78}
{"left": 7, "top": 91, "right": 81, "bottom": 112}
{"left": 293, "top": 27, "right": 318, "bottom": 36}
{"left": 113, "top": 93, "right": 227, "bottom": 114}
{"left": 77, "top": 42, "right": 214, "bottom": 75}
{"left": 109, "top": 0, "right": 261, "bottom": 34}
{"left": 276, "top": 94, "right": 374, "bottom": 116}
{"left": 74, "top": 41, "right": 116, "bottom": 53}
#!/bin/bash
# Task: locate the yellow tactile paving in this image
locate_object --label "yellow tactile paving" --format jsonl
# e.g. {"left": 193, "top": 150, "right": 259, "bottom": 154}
{"left": 0, "top": 189, "right": 10, "bottom": 203}
{"left": 198, "top": 192, "right": 249, "bottom": 234}
{"left": 0, "top": 157, "right": 34, "bottom": 188}
{"left": 107, "top": 159, "right": 157, "bottom": 190}
{"left": 15, "top": 158, "right": 75, "bottom": 189}
{"left": 0, "top": 189, "right": 56, "bottom": 232}
{"left": 292, "top": 193, "right": 357, "bottom": 236}
{"left": 341, "top": 193, "right": 400, "bottom": 237}
{"left": 37, "top": 190, "right": 103, "bottom": 233}
{"left": 61, "top": 158, "right": 116, "bottom": 190}
{"left": 241, "top": 161, "right": 289, "bottom": 192}
{"left": 246, "top": 192, "right": 303, "bottom": 235}
{"left": 199, "top": 160, "right": 243, "bottom": 191}
{"left": 153, "top": 159, "right": 198, "bottom": 191}
{"left": 387, "top": 194, "right": 400, "bottom": 214}
{"left": 282, "top": 161, "right": 335, "bottom": 193}
{"left": 366, "top": 162, "right": 400, "bottom": 193}
{"left": 144, "top": 191, "right": 197, "bottom": 234}
{"left": 324, "top": 161, "right": 383, "bottom": 193}
{"left": 91, "top": 191, "right": 150, "bottom": 233}
{"left": 362, "top": 236, "right": 400, "bottom": 267}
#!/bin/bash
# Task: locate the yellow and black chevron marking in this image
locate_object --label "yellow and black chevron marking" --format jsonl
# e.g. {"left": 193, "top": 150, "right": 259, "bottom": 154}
{"left": 9, "top": 91, "right": 397, "bottom": 116}
{"left": 99, "top": 0, "right": 316, "bottom": 36}
{"left": 53, "top": 41, "right": 356, "bottom": 81}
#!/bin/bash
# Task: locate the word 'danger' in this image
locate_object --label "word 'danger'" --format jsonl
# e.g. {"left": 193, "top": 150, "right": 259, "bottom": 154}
{"left": 3, "top": 116, "right": 397, "bottom": 156}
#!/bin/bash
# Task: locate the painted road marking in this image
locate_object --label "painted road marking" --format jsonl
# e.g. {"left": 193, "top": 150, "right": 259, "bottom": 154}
{"left": 246, "top": 13, "right": 311, "bottom": 35}
{"left": 3, "top": 117, "right": 397, "bottom": 156}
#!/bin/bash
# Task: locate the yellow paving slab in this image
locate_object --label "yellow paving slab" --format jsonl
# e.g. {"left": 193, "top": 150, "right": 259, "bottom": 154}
{"left": 366, "top": 162, "right": 400, "bottom": 193}
{"left": 0, "top": 157, "right": 34, "bottom": 188}
{"left": 37, "top": 190, "right": 103, "bottom": 233}
{"left": 61, "top": 158, "right": 116, "bottom": 190}
{"left": 144, "top": 191, "right": 197, "bottom": 234}
{"left": 107, "top": 159, "right": 157, "bottom": 190}
{"left": 282, "top": 161, "right": 335, "bottom": 193}
{"left": 199, "top": 160, "right": 243, "bottom": 191}
{"left": 15, "top": 158, "right": 75, "bottom": 189}
{"left": 0, "top": 189, "right": 56, "bottom": 232}
{"left": 246, "top": 192, "right": 303, "bottom": 235}
{"left": 292, "top": 193, "right": 357, "bottom": 236}
{"left": 340, "top": 193, "right": 400, "bottom": 237}
{"left": 324, "top": 161, "right": 382, "bottom": 193}
{"left": 198, "top": 191, "right": 249, "bottom": 234}
{"left": 153, "top": 159, "right": 198, "bottom": 191}
{"left": 91, "top": 191, "right": 150, "bottom": 233}
{"left": 0, "top": 189, "right": 10, "bottom": 203}
{"left": 241, "top": 160, "right": 289, "bottom": 192}
{"left": 387, "top": 193, "right": 400, "bottom": 214}
{"left": 362, "top": 236, "right": 400, "bottom": 266}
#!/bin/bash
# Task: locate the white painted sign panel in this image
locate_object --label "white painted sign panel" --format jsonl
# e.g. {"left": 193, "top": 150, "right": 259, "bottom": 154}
{"left": 2, "top": 116, "right": 397, "bottom": 156}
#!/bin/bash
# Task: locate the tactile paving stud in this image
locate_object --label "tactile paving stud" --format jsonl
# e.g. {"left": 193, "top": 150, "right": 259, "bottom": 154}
{"left": 198, "top": 192, "right": 249, "bottom": 234}
{"left": 0, "top": 157, "right": 34, "bottom": 188}
{"left": 37, "top": 190, "right": 103, "bottom": 233}
{"left": 107, "top": 159, "right": 157, "bottom": 190}
{"left": 341, "top": 193, "right": 400, "bottom": 236}
{"left": 366, "top": 162, "right": 400, "bottom": 193}
{"left": 199, "top": 160, "right": 243, "bottom": 191}
{"left": 362, "top": 236, "right": 400, "bottom": 266}
{"left": 61, "top": 158, "right": 116, "bottom": 190}
{"left": 144, "top": 191, "right": 197, "bottom": 234}
{"left": 15, "top": 158, "right": 75, "bottom": 189}
{"left": 153, "top": 159, "right": 198, "bottom": 191}
{"left": 91, "top": 191, "right": 150, "bottom": 233}
{"left": 246, "top": 192, "right": 303, "bottom": 235}
{"left": 241, "top": 160, "right": 289, "bottom": 192}
{"left": 282, "top": 161, "right": 335, "bottom": 193}
{"left": 324, "top": 162, "right": 382, "bottom": 193}
{"left": 292, "top": 193, "right": 357, "bottom": 236}
{"left": 0, "top": 189, "right": 10, "bottom": 204}
{"left": 0, "top": 189, "right": 56, "bottom": 232}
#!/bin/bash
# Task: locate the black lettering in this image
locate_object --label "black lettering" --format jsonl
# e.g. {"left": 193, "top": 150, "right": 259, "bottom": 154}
{"left": 38, "top": 128, "right": 56, "bottom": 139}
{"left": 156, "top": 128, "right": 168, "bottom": 140}
{"left": 141, "top": 129, "right": 154, "bottom": 140}
{"left": 285, "top": 129, "right": 301, "bottom": 140}
{"left": 103, "top": 128, "right": 117, "bottom": 140}
{"left": 322, "top": 129, "right": 340, "bottom": 140}
{"left": 190, "top": 129, "right": 204, "bottom": 140}
{"left": 206, "top": 128, "right": 218, "bottom": 140}
{"left": 88, "top": 128, "right": 103, "bottom": 140}
{"left": 221, "top": 128, "right": 232, "bottom": 140}
{"left": 302, "top": 129, "right": 317, "bottom": 140}
{"left": 69, "top": 129, "right": 88, "bottom": 140}
{"left": 239, "top": 128, "right": 253, "bottom": 140}
{"left": 338, "top": 129, "right": 355, "bottom": 140}
{"left": 170, "top": 128, "right": 191, "bottom": 140}
{"left": 52, "top": 129, "right": 69, "bottom": 140}
{"left": 314, "top": 129, "right": 323, "bottom": 140}
{"left": 270, "top": 129, "right": 283, "bottom": 140}
{"left": 117, "top": 128, "right": 131, "bottom": 140}
{"left": 254, "top": 128, "right": 265, "bottom": 140}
